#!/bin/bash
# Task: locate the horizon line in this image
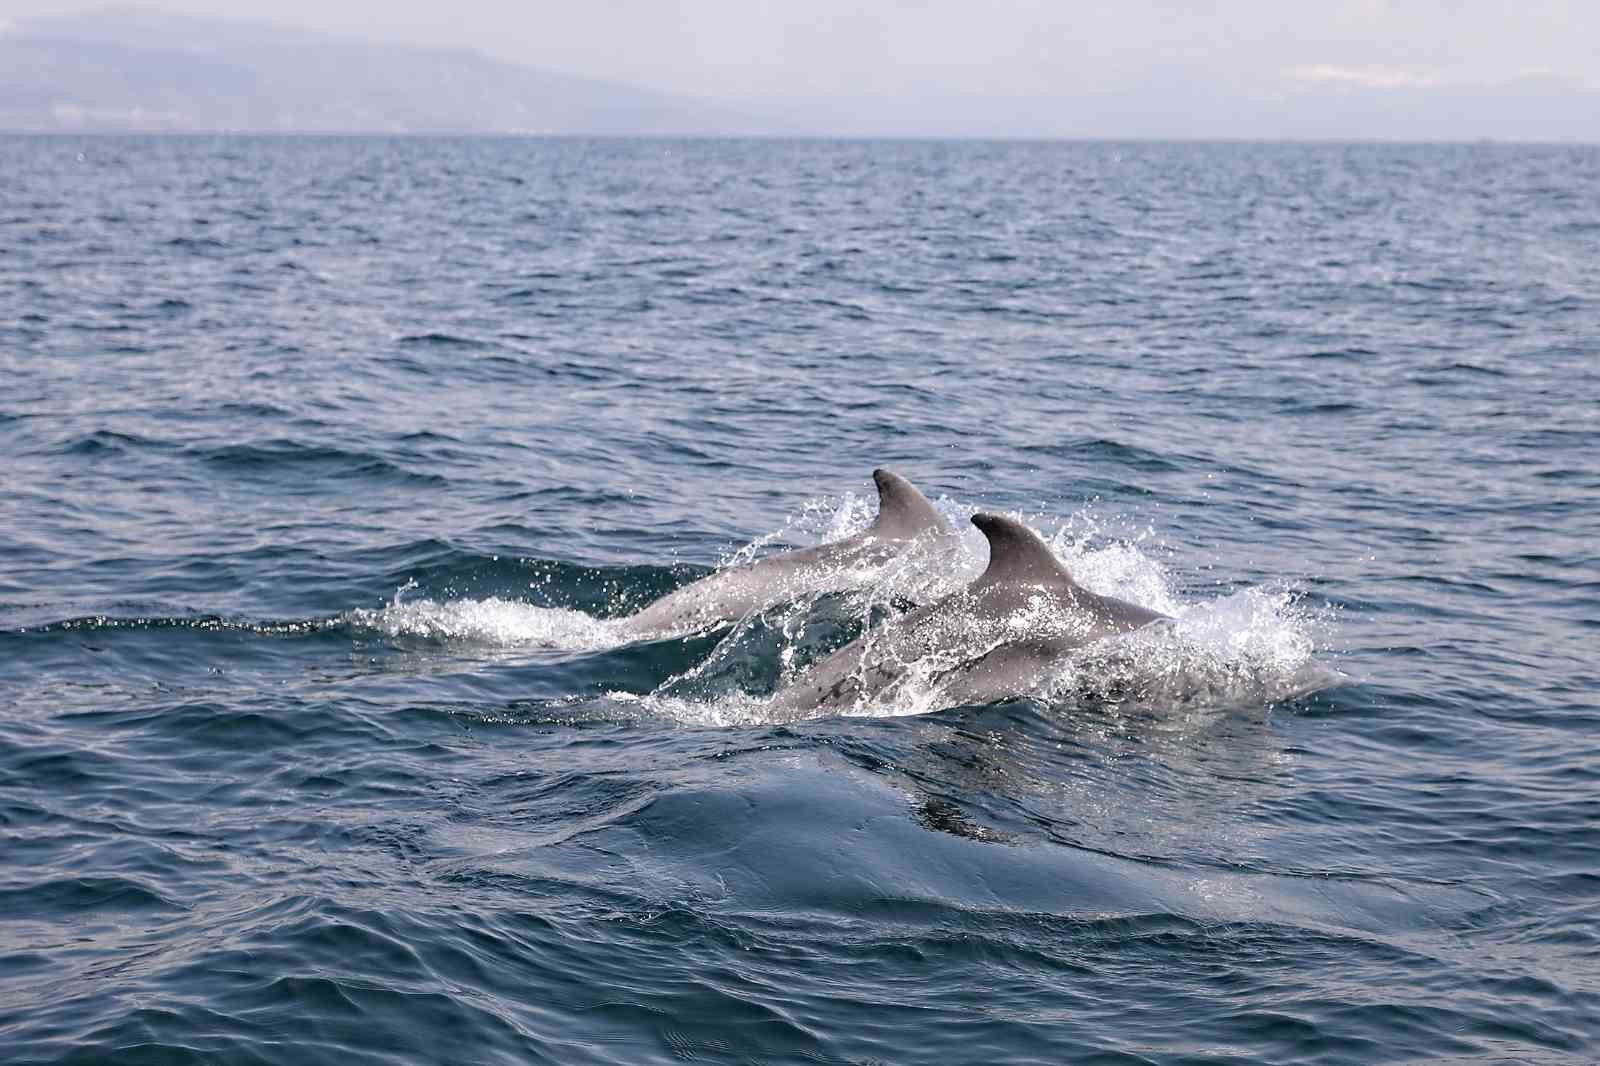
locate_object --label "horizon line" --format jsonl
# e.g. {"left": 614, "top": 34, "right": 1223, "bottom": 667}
{"left": 3, "top": 129, "right": 1597, "bottom": 147}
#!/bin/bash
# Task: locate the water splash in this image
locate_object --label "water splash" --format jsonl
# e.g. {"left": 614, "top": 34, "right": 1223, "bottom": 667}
{"left": 1039, "top": 586, "right": 1340, "bottom": 711}
{"left": 718, "top": 488, "right": 876, "bottom": 568}
{"left": 641, "top": 507, "right": 1338, "bottom": 725}
{"left": 343, "top": 596, "right": 615, "bottom": 650}
{"left": 339, "top": 498, "right": 1338, "bottom": 720}
{"left": 338, "top": 490, "right": 963, "bottom": 652}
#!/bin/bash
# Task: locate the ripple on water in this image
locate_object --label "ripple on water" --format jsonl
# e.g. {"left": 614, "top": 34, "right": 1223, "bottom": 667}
{"left": 2, "top": 137, "right": 1597, "bottom": 1064}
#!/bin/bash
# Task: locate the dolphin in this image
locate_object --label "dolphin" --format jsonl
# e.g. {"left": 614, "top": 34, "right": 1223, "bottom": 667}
{"left": 765, "top": 512, "right": 1170, "bottom": 720}
{"left": 613, "top": 469, "right": 955, "bottom": 641}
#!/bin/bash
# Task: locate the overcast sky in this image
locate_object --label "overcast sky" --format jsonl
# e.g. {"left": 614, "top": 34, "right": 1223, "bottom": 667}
{"left": 5, "top": 1, "right": 1598, "bottom": 137}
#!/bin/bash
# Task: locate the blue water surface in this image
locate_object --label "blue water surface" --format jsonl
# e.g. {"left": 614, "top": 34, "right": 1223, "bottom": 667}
{"left": 2, "top": 136, "right": 1598, "bottom": 1064}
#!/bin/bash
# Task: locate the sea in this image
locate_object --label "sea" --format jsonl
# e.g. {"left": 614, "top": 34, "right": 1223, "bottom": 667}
{"left": 1, "top": 135, "right": 1596, "bottom": 1065}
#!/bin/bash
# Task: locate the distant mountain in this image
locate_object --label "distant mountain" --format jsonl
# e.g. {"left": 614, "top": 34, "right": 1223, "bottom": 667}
{"left": 0, "top": 7, "right": 765, "bottom": 134}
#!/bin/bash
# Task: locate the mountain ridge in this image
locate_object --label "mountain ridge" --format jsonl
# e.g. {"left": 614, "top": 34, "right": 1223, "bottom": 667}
{"left": 0, "top": 7, "right": 766, "bottom": 135}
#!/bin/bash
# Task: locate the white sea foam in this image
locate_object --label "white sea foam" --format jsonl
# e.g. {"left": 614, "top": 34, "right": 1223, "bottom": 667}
{"left": 607, "top": 690, "right": 778, "bottom": 730}
{"left": 343, "top": 585, "right": 617, "bottom": 651}
{"left": 1036, "top": 585, "right": 1340, "bottom": 710}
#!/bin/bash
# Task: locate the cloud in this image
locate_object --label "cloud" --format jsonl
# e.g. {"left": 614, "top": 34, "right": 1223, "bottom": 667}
{"left": 1284, "top": 65, "right": 1444, "bottom": 90}
{"left": 1283, "top": 61, "right": 1596, "bottom": 96}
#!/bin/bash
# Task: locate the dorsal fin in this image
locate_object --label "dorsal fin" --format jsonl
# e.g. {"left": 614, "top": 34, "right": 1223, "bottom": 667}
{"left": 870, "top": 469, "right": 950, "bottom": 539}
{"left": 970, "top": 513, "right": 1074, "bottom": 588}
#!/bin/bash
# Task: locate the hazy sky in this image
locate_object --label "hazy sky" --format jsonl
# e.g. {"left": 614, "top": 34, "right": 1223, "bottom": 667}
{"left": 5, "top": 0, "right": 1598, "bottom": 138}
{"left": 7, "top": 0, "right": 1597, "bottom": 102}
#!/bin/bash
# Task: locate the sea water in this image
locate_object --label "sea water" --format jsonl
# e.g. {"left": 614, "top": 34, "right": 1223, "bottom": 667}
{"left": 2, "top": 136, "right": 1597, "bottom": 1064}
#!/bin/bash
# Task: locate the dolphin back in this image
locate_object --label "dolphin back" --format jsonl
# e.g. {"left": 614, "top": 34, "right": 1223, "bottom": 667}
{"left": 617, "top": 470, "right": 950, "bottom": 642}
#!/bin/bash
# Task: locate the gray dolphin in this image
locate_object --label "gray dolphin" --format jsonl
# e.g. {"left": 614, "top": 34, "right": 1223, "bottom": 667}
{"left": 613, "top": 469, "right": 955, "bottom": 641}
{"left": 765, "top": 512, "right": 1170, "bottom": 720}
